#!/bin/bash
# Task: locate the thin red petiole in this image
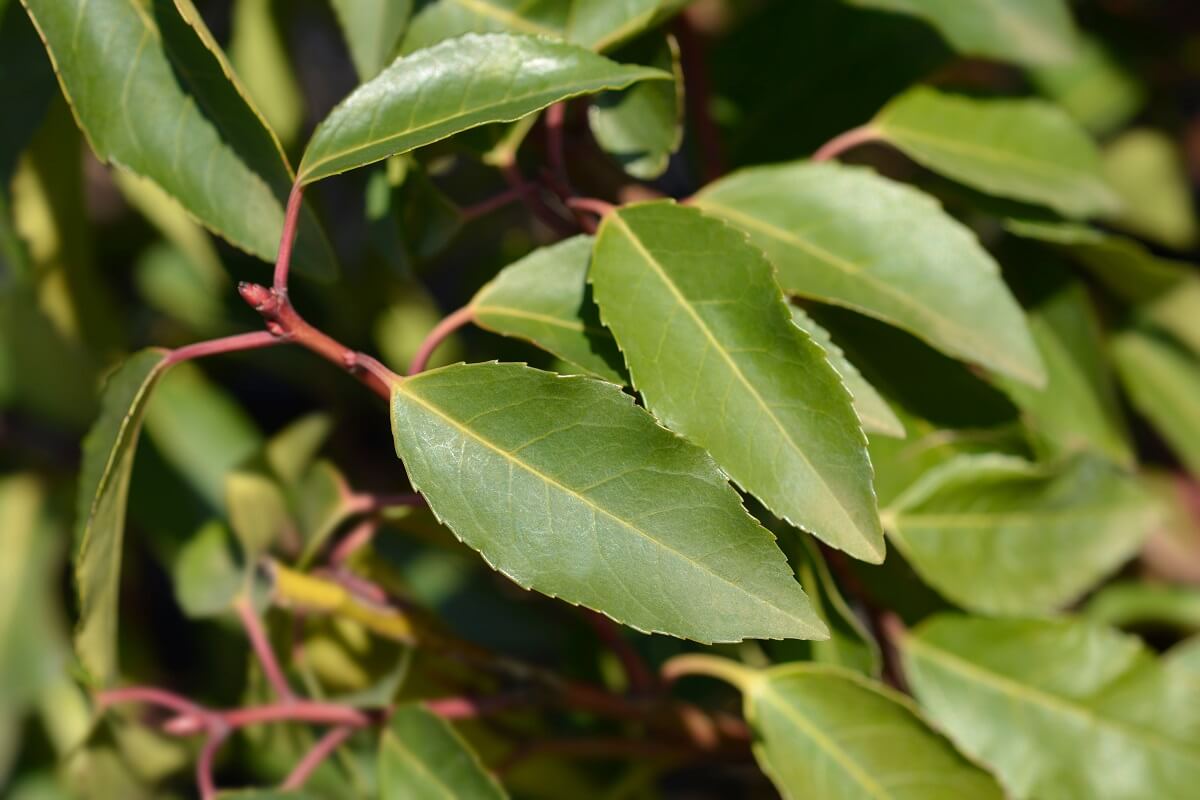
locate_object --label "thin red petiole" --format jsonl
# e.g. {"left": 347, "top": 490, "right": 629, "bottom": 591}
{"left": 281, "top": 725, "right": 355, "bottom": 790}
{"left": 274, "top": 182, "right": 306, "bottom": 292}
{"left": 501, "top": 162, "right": 576, "bottom": 235}
{"left": 197, "top": 727, "right": 230, "bottom": 800}
{"left": 579, "top": 610, "right": 655, "bottom": 693}
{"left": 235, "top": 596, "right": 294, "bottom": 702}
{"left": 811, "top": 124, "right": 880, "bottom": 162}
{"left": 460, "top": 184, "right": 531, "bottom": 222}
{"left": 409, "top": 305, "right": 475, "bottom": 375}
{"left": 222, "top": 701, "right": 370, "bottom": 728}
{"left": 163, "top": 331, "right": 284, "bottom": 367}
{"left": 545, "top": 102, "right": 570, "bottom": 190}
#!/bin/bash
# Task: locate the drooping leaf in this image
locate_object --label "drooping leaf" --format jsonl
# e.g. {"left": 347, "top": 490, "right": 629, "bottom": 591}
{"left": 844, "top": 0, "right": 1077, "bottom": 66}
{"left": 869, "top": 87, "right": 1118, "bottom": 218}
{"left": 1029, "top": 35, "right": 1144, "bottom": 135}
{"left": 1111, "top": 330, "right": 1200, "bottom": 477}
{"left": 690, "top": 659, "right": 1003, "bottom": 800}
{"left": 330, "top": 0, "right": 412, "bottom": 81}
{"left": 74, "top": 349, "right": 170, "bottom": 684}
{"left": 402, "top": 0, "right": 677, "bottom": 54}
{"left": 1102, "top": 129, "right": 1198, "bottom": 251}
{"left": 297, "top": 34, "right": 669, "bottom": 183}
{"left": 1084, "top": 582, "right": 1200, "bottom": 634}
{"left": 592, "top": 201, "right": 883, "bottom": 563}
{"left": 995, "top": 281, "right": 1133, "bottom": 466}
{"left": 390, "top": 362, "right": 827, "bottom": 643}
{"left": 694, "top": 161, "right": 1045, "bottom": 386}
{"left": 587, "top": 33, "right": 683, "bottom": 180}
{"left": 21, "top": 0, "right": 336, "bottom": 278}
{"left": 470, "top": 236, "right": 626, "bottom": 383}
{"left": 790, "top": 306, "right": 903, "bottom": 439}
{"left": 379, "top": 706, "right": 507, "bottom": 800}
{"left": 884, "top": 454, "right": 1159, "bottom": 616}
{"left": 903, "top": 615, "right": 1200, "bottom": 800}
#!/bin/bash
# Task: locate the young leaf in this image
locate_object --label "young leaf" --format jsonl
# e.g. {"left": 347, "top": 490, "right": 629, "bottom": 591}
{"left": 390, "top": 362, "right": 827, "bottom": 643}
{"left": 470, "top": 236, "right": 626, "bottom": 383}
{"left": 688, "top": 659, "right": 1003, "bottom": 800}
{"left": 75, "top": 349, "right": 170, "bottom": 684}
{"left": 1111, "top": 331, "right": 1200, "bottom": 477}
{"left": 229, "top": 0, "right": 304, "bottom": 144}
{"left": 790, "top": 307, "right": 903, "bottom": 439}
{"left": 1102, "top": 129, "right": 1198, "bottom": 251}
{"left": 379, "top": 706, "right": 507, "bottom": 800}
{"left": 995, "top": 281, "right": 1133, "bottom": 466}
{"left": 172, "top": 520, "right": 242, "bottom": 618}
{"left": 21, "top": 0, "right": 336, "bottom": 279}
{"left": 694, "top": 161, "right": 1045, "bottom": 387}
{"left": 1084, "top": 582, "right": 1200, "bottom": 634}
{"left": 871, "top": 87, "right": 1119, "bottom": 218}
{"left": 592, "top": 202, "right": 883, "bottom": 563}
{"left": 297, "top": 34, "right": 669, "bottom": 183}
{"left": 330, "top": 0, "right": 412, "bottom": 81}
{"left": 884, "top": 454, "right": 1159, "bottom": 616}
{"left": 844, "top": 0, "right": 1077, "bottom": 66}
{"left": 903, "top": 615, "right": 1200, "bottom": 800}
{"left": 587, "top": 34, "right": 683, "bottom": 180}
{"left": 402, "top": 0, "right": 671, "bottom": 54}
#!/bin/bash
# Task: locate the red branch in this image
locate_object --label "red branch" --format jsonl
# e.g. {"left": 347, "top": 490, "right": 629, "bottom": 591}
{"left": 812, "top": 124, "right": 880, "bottom": 162}
{"left": 281, "top": 725, "right": 355, "bottom": 790}
{"left": 409, "top": 305, "right": 475, "bottom": 375}
{"left": 274, "top": 182, "right": 306, "bottom": 291}
{"left": 235, "top": 597, "right": 295, "bottom": 703}
{"left": 163, "top": 331, "right": 284, "bottom": 367}
{"left": 579, "top": 610, "right": 655, "bottom": 693}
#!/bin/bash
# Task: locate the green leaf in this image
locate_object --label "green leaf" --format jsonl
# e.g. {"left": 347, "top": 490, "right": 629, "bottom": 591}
{"left": 869, "top": 86, "right": 1118, "bottom": 218}
{"left": 587, "top": 33, "right": 683, "bottom": 180}
{"left": 884, "top": 454, "right": 1159, "bottom": 616}
{"left": 298, "top": 33, "right": 669, "bottom": 183}
{"left": 402, "top": 0, "right": 673, "bottom": 54}
{"left": 330, "top": 0, "right": 412, "bottom": 81}
{"left": 172, "top": 520, "right": 242, "bottom": 618}
{"left": 226, "top": 470, "right": 291, "bottom": 559}
{"left": 229, "top": 0, "right": 304, "bottom": 144}
{"left": 471, "top": 236, "right": 626, "bottom": 383}
{"left": 1029, "top": 35, "right": 1144, "bottom": 135}
{"left": 592, "top": 201, "right": 883, "bottom": 563}
{"left": 1084, "top": 582, "right": 1200, "bottom": 634}
{"left": 790, "top": 307, "right": 903, "bottom": 439}
{"left": 1102, "top": 129, "right": 1198, "bottom": 251}
{"left": 696, "top": 660, "right": 1003, "bottom": 800}
{"left": 1111, "top": 330, "right": 1200, "bottom": 477}
{"left": 694, "top": 161, "right": 1045, "bottom": 386}
{"left": 21, "top": 0, "right": 336, "bottom": 279}
{"left": 75, "top": 349, "right": 170, "bottom": 684}
{"left": 390, "top": 362, "right": 827, "bottom": 643}
{"left": 903, "top": 615, "right": 1200, "bottom": 800}
{"left": 379, "top": 706, "right": 507, "bottom": 800}
{"left": 995, "top": 281, "right": 1133, "bottom": 466}
{"left": 844, "top": 0, "right": 1077, "bottom": 66}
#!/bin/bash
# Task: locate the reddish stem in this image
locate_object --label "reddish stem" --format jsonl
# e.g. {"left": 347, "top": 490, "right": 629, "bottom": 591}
{"left": 163, "top": 331, "right": 284, "bottom": 367}
{"left": 674, "top": 15, "right": 726, "bottom": 182}
{"left": 274, "top": 182, "right": 306, "bottom": 292}
{"left": 97, "top": 686, "right": 212, "bottom": 720}
{"left": 812, "top": 124, "right": 880, "bottom": 162}
{"left": 565, "top": 197, "right": 615, "bottom": 232}
{"left": 281, "top": 725, "right": 355, "bottom": 791}
{"left": 501, "top": 162, "right": 576, "bottom": 235}
{"left": 223, "top": 701, "right": 371, "bottom": 728}
{"left": 579, "top": 610, "right": 655, "bottom": 693}
{"left": 197, "top": 728, "right": 229, "bottom": 800}
{"left": 423, "top": 692, "right": 537, "bottom": 720}
{"left": 345, "top": 491, "right": 426, "bottom": 515}
{"left": 409, "top": 305, "right": 475, "bottom": 375}
{"left": 545, "top": 102, "right": 570, "bottom": 190}
{"left": 460, "top": 184, "right": 530, "bottom": 222}
{"left": 235, "top": 597, "right": 294, "bottom": 703}
{"left": 328, "top": 518, "right": 380, "bottom": 566}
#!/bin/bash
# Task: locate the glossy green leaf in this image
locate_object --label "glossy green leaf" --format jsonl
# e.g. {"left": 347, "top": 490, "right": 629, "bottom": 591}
{"left": 694, "top": 161, "right": 1045, "bottom": 387}
{"left": 592, "top": 201, "right": 883, "bottom": 563}
{"left": 870, "top": 87, "right": 1118, "bottom": 218}
{"left": 1085, "top": 582, "right": 1200, "bottom": 634}
{"left": 379, "top": 706, "right": 507, "bottom": 800}
{"left": 790, "top": 307, "right": 903, "bottom": 439}
{"left": 21, "top": 0, "right": 336, "bottom": 279}
{"left": 390, "top": 362, "right": 827, "bottom": 643}
{"left": 1103, "top": 129, "right": 1198, "bottom": 251}
{"left": 298, "top": 33, "right": 669, "bottom": 183}
{"left": 1029, "top": 35, "right": 1144, "bottom": 135}
{"left": 844, "top": 0, "right": 1077, "bottom": 66}
{"left": 995, "top": 281, "right": 1132, "bottom": 466}
{"left": 330, "top": 0, "right": 412, "bottom": 81}
{"left": 587, "top": 34, "right": 682, "bottom": 180}
{"left": 884, "top": 454, "right": 1158, "bottom": 615}
{"left": 904, "top": 615, "right": 1200, "bottom": 800}
{"left": 696, "top": 659, "right": 1003, "bottom": 800}
{"left": 1111, "top": 331, "right": 1200, "bottom": 476}
{"left": 75, "top": 349, "right": 169, "bottom": 684}
{"left": 402, "top": 0, "right": 674, "bottom": 54}
{"left": 471, "top": 236, "right": 626, "bottom": 383}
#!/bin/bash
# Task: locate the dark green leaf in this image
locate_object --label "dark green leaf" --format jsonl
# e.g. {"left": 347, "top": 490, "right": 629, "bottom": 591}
{"left": 695, "top": 161, "right": 1045, "bottom": 386}
{"left": 592, "top": 201, "right": 883, "bottom": 563}
{"left": 904, "top": 615, "right": 1200, "bottom": 800}
{"left": 884, "top": 454, "right": 1159, "bottom": 615}
{"left": 379, "top": 706, "right": 507, "bottom": 799}
{"left": 1111, "top": 331, "right": 1200, "bottom": 476}
{"left": 390, "top": 362, "right": 827, "bottom": 642}
{"left": 298, "top": 33, "right": 669, "bottom": 183}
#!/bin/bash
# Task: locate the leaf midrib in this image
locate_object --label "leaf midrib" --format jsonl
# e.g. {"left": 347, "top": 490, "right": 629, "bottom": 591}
{"left": 906, "top": 635, "right": 1200, "bottom": 765}
{"left": 472, "top": 302, "right": 607, "bottom": 336}
{"left": 606, "top": 212, "right": 873, "bottom": 553}
{"left": 382, "top": 732, "right": 457, "bottom": 800}
{"left": 394, "top": 378, "right": 817, "bottom": 630}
